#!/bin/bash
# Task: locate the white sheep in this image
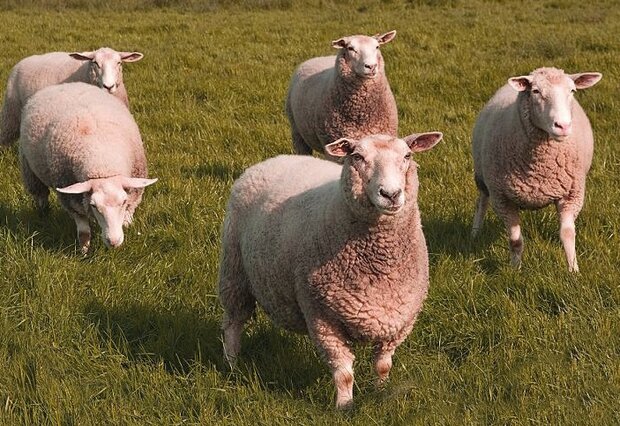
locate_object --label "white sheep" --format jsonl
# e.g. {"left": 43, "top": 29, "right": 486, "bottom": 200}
{"left": 219, "top": 132, "right": 442, "bottom": 408}
{"left": 472, "top": 67, "right": 602, "bottom": 272}
{"left": 285, "top": 31, "right": 398, "bottom": 158}
{"left": 19, "top": 82, "right": 157, "bottom": 253}
{"left": 1, "top": 47, "right": 143, "bottom": 147}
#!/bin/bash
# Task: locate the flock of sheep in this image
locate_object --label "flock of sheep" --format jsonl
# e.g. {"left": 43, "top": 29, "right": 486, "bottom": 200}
{"left": 0, "top": 30, "right": 602, "bottom": 408}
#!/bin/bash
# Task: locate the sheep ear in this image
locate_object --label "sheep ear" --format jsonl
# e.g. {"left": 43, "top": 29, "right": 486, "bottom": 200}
{"left": 332, "top": 38, "right": 348, "bottom": 49}
{"left": 403, "top": 132, "right": 443, "bottom": 153}
{"left": 508, "top": 76, "right": 532, "bottom": 92}
{"left": 56, "top": 181, "right": 93, "bottom": 194}
{"left": 120, "top": 52, "right": 144, "bottom": 63}
{"left": 120, "top": 177, "right": 158, "bottom": 189}
{"left": 570, "top": 72, "right": 602, "bottom": 89}
{"left": 325, "top": 138, "right": 356, "bottom": 157}
{"left": 69, "top": 52, "right": 95, "bottom": 61}
{"left": 375, "top": 30, "right": 396, "bottom": 45}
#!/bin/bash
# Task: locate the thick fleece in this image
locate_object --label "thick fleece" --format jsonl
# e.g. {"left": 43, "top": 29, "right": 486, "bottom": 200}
{"left": 1, "top": 47, "right": 142, "bottom": 146}
{"left": 472, "top": 67, "right": 602, "bottom": 271}
{"left": 19, "top": 82, "right": 153, "bottom": 252}
{"left": 219, "top": 132, "right": 442, "bottom": 408}
{"left": 285, "top": 31, "right": 398, "bottom": 158}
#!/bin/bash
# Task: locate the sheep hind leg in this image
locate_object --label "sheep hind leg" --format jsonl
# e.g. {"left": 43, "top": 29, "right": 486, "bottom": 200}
{"left": 291, "top": 128, "right": 312, "bottom": 155}
{"left": 218, "top": 231, "right": 255, "bottom": 368}
{"left": 556, "top": 201, "right": 579, "bottom": 273}
{"left": 0, "top": 94, "right": 21, "bottom": 147}
{"left": 471, "top": 192, "right": 489, "bottom": 238}
{"left": 373, "top": 342, "right": 397, "bottom": 386}
{"left": 19, "top": 154, "right": 49, "bottom": 213}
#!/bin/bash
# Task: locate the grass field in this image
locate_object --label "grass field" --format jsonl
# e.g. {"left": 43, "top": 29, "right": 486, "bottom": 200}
{"left": 0, "top": 0, "right": 619, "bottom": 424}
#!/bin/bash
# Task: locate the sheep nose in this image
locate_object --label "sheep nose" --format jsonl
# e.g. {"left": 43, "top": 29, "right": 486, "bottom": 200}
{"left": 104, "top": 236, "right": 123, "bottom": 248}
{"left": 103, "top": 84, "right": 114, "bottom": 91}
{"left": 365, "top": 63, "right": 377, "bottom": 72}
{"left": 553, "top": 121, "right": 572, "bottom": 133}
{"left": 379, "top": 188, "right": 402, "bottom": 202}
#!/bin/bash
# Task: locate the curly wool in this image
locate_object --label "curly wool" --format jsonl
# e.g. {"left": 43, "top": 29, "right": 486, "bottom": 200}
{"left": 285, "top": 49, "right": 398, "bottom": 157}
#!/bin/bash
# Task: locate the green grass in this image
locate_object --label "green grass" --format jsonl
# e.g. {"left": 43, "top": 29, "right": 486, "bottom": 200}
{"left": 0, "top": 0, "right": 619, "bottom": 424}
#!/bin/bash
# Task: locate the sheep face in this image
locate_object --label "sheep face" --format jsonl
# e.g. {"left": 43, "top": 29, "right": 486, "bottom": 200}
{"left": 57, "top": 176, "right": 156, "bottom": 249}
{"left": 332, "top": 30, "right": 396, "bottom": 79}
{"left": 69, "top": 48, "right": 144, "bottom": 94}
{"left": 325, "top": 132, "right": 442, "bottom": 217}
{"left": 508, "top": 68, "right": 602, "bottom": 141}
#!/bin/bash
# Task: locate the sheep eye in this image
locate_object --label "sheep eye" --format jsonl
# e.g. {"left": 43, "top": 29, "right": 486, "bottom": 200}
{"left": 531, "top": 88, "right": 540, "bottom": 94}
{"left": 347, "top": 46, "right": 355, "bottom": 52}
{"left": 570, "top": 88, "right": 576, "bottom": 93}
{"left": 351, "top": 153, "right": 364, "bottom": 161}
{"left": 404, "top": 153, "right": 412, "bottom": 161}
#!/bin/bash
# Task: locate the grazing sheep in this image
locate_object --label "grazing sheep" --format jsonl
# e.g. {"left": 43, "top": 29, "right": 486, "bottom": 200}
{"left": 1, "top": 47, "right": 143, "bottom": 147}
{"left": 19, "top": 82, "right": 157, "bottom": 253}
{"left": 219, "top": 132, "right": 442, "bottom": 408}
{"left": 285, "top": 31, "right": 398, "bottom": 158}
{"left": 472, "top": 67, "right": 602, "bottom": 272}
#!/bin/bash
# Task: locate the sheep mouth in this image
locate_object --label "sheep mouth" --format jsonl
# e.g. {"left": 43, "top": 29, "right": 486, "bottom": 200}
{"left": 376, "top": 203, "right": 404, "bottom": 215}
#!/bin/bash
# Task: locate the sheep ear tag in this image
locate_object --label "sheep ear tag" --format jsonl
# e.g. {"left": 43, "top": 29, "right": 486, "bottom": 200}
{"left": 403, "top": 132, "right": 443, "bottom": 153}
{"left": 324, "top": 138, "right": 356, "bottom": 157}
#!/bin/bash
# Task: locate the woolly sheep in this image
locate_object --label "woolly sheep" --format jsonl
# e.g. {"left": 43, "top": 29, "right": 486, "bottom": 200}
{"left": 219, "top": 132, "right": 442, "bottom": 408}
{"left": 471, "top": 67, "right": 602, "bottom": 272}
{"left": 285, "top": 31, "right": 398, "bottom": 158}
{"left": 19, "top": 82, "right": 157, "bottom": 254}
{"left": 1, "top": 47, "right": 143, "bottom": 146}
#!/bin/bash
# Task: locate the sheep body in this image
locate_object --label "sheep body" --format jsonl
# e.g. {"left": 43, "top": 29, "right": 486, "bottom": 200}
{"left": 472, "top": 67, "right": 602, "bottom": 271}
{"left": 285, "top": 31, "right": 398, "bottom": 157}
{"left": 19, "top": 82, "right": 156, "bottom": 252}
{"left": 219, "top": 132, "right": 442, "bottom": 407}
{"left": 1, "top": 48, "right": 143, "bottom": 146}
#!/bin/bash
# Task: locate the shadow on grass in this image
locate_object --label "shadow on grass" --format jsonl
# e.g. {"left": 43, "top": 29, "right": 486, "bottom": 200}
{"left": 83, "top": 300, "right": 324, "bottom": 394}
{"left": 0, "top": 201, "right": 78, "bottom": 253}
{"left": 181, "top": 160, "right": 244, "bottom": 182}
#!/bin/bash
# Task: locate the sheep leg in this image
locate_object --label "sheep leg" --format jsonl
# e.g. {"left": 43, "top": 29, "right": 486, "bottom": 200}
{"left": 556, "top": 200, "right": 579, "bottom": 273}
{"left": 471, "top": 192, "right": 489, "bottom": 237}
{"left": 291, "top": 128, "right": 312, "bottom": 155}
{"left": 19, "top": 154, "right": 49, "bottom": 212}
{"left": 306, "top": 315, "right": 355, "bottom": 408}
{"left": 373, "top": 342, "right": 397, "bottom": 386}
{"left": 219, "top": 225, "right": 255, "bottom": 368}
{"left": 0, "top": 93, "right": 21, "bottom": 147}
{"left": 493, "top": 199, "right": 523, "bottom": 267}
{"left": 71, "top": 213, "right": 91, "bottom": 255}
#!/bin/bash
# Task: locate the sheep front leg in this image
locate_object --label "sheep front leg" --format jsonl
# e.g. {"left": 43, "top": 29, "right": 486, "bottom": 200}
{"left": 492, "top": 198, "right": 523, "bottom": 267}
{"left": 556, "top": 200, "right": 579, "bottom": 273}
{"left": 306, "top": 315, "right": 355, "bottom": 409}
{"left": 73, "top": 214, "right": 91, "bottom": 254}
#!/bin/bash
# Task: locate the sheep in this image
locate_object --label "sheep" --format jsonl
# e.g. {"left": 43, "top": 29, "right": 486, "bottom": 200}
{"left": 0, "top": 47, "right": 143, "bottom": 147}
{"left": 19, "top": 82, "right": 157, "bottom": 254}
{"left": 218, "top": 131, "right": 442, "bottom": 408}
{"left": 285, "top": 30, "right": 398, "bottom": 159}
{"left": 471, "top": 67, "right": 602, "bottom": 272}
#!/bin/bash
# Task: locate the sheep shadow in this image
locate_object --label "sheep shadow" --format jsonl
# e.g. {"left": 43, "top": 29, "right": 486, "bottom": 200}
{"left": 180, "top": 160, "right": 244, "bottom": 182}
{"left": 83, "top": 300, "right": 324, "bottom": 394}
{"left": 0, "top": 201, "right": 79, "bottom": 254}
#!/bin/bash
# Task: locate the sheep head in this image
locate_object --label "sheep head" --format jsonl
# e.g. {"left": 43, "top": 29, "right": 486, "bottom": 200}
{"left": 332, "top": 30, "right": 396, "bottom": 79}
{"left": 325, "top": 132, "right": 441, "bottom": 219}
{"left": 70, "top": 48, "right": 144, "bottom": 94}
{"left": 57, "top": 176, "right": 156, "bottom": 249}
{"left": 508, "top": 67, "right": 602, "bottom": 141}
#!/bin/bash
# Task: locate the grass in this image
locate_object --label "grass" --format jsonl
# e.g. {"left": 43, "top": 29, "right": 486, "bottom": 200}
{"left": 0, "top": 0, "right": 619, "bottom": 424}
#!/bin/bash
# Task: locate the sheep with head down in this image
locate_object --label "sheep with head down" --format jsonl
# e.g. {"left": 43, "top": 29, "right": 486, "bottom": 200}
{"left": 218, "top": 131, "right": 442, "bottom": 408}
{"left": 285, "top": 30, "right": 398, "bottom": 159}
{"left": 0, "top": 47, "right": 143, "bottom": 147}
{"left": 19, "top": 82, "right": 157, "bottom": 254}
{"left": 472, "top": 67, "right": 602, "bottom": 272}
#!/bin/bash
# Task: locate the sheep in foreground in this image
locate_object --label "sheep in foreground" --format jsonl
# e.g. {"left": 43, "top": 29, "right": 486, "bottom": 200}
{"left": 19, "top": 82, "right": 157, "bottom": 253}
{"left": 285, "top": 30, "right": 398, "bottom": 158}
{"left": 219, "top": 131, "right": 442, "bottom": 408}
{"left": 472, "top": 67, "right": 602, "bottom": 272}
{"left": 1, "top": 47, "right": 143, "bottom": 146}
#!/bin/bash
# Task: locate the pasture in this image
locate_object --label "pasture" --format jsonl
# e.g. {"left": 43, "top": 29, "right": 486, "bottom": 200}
{"left": 0, "top": 0, "right": 618, "bottom": 424}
